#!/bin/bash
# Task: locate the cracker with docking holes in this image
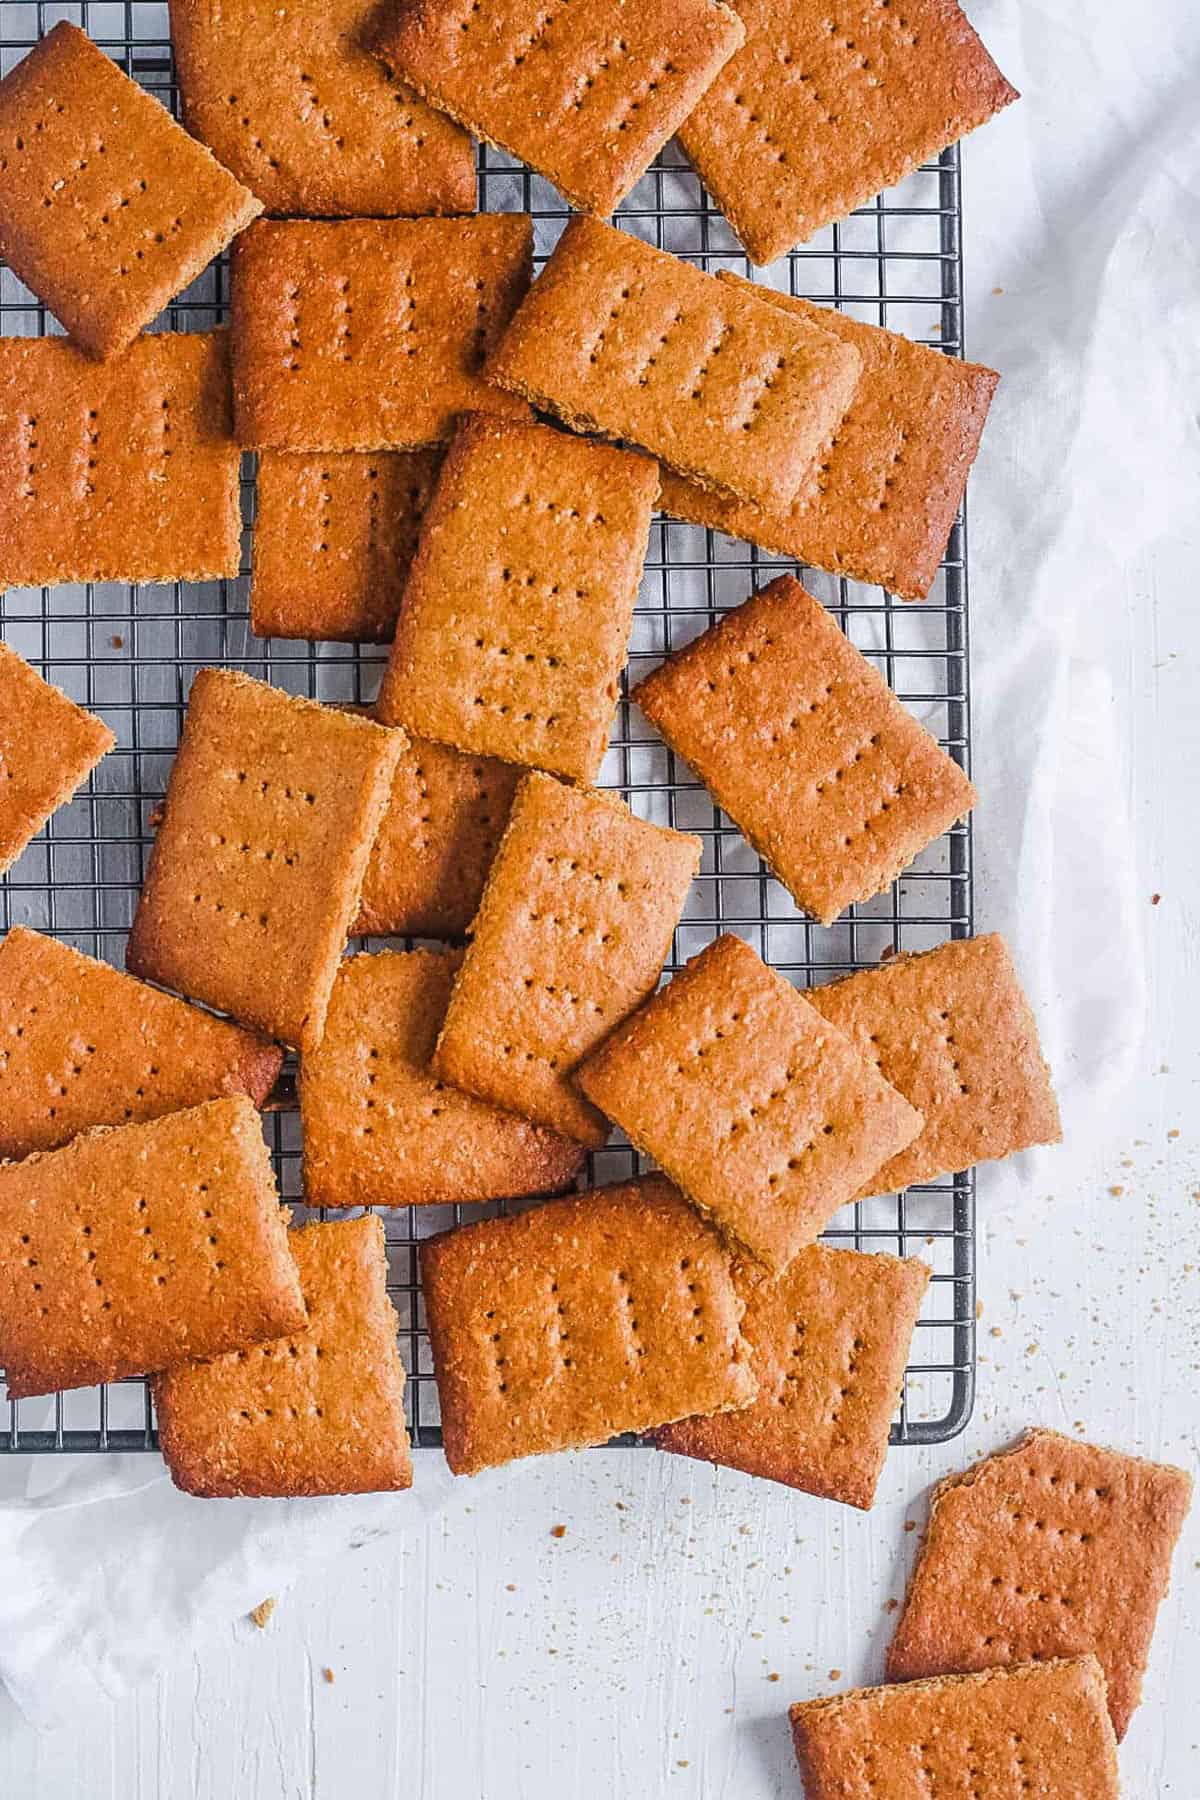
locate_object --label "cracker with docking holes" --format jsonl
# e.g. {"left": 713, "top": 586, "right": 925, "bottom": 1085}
{"left": 658, "top": 277, "right": 999, "bottom": 601}
{"left": 155, "top": 1215, "right": 413, "bottom": 1497}
{"left": 0, "top": 1096, "right": 305, "bottom": 1400}
{"left": 126, "top": 668, "right": 403, "bottom": 1052}
{"left": 0, "top": 642, "right": 113, "bottom": 873}
{"left": 231, "top": 215, "right": 533, "bottom": 452}
{"left": 376, "top": 411, "right": 658, "bottom": 782}
{"left": 0, "top": 331, "right": 242, "bottom": 590}
{"left": 169, "top": 0, "right": 474, "bottom": 218}
{"left": 420, "top": 1174, "right": 756, "bottom": 1474}
{"left": 484, "top": 216, "right": 861, "bottom": 510}
{"left": 679, "top": 0, "right": 1018, "bottom": 266}
{"left": 631, "top": 574, "right": 977, "bottom": 925}
{"left": 577, "top": 933, "right": 922, "bottom": 1271}
{"left": 367, "top": 0, "right": 743, "bottom": 216}
{"left": 433, "top": 772, "right": 700, "bottom": 1146}
{"left": 0, "top": 927, "right": 282, "bottom": 1159}
{"left": 654, "top": 1243, "right": 929, "bottom": 1508}
{"left": 301, "top": 948, "right": 585, "bottom": 1209}
{"left": 790, "top": 1657, "right": 1119, "bottom": 1800}
{"left": 807, "top": 935, "right": 1061, "bottom": 1197}
{"left": 886, "top": 1429, "right": 1193, "bottom": 1741}
{"left": 0, "top": 21, "right": 261, "bottom": 359}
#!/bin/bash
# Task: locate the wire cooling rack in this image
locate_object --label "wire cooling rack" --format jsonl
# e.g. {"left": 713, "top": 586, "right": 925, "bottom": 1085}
{"left": 0, "top": 2, "right": 975, "bottom": 1454}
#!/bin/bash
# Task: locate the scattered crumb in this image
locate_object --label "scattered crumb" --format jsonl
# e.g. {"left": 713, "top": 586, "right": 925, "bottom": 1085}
{"left": 975, "top": 1300, "right": 984, "bottom": 1320}
{"left": 1168, "top": 1128, "right": 1180, "bottom": 1140}
{"left": 615, "top": 1501, "right": 627, "bottom": 1511}
{"left": 1026, "top": 1343, "right": 1039, "bottom": 1356}
{"left": 1151, "top": 893, "right": 1161, "bottom": 905}
{"left": 1109, "top": 1186, "right": 1125, "bottom": 1197}
{"left": 677, "top": 1760, "right": 690, "bottom": 1769}
{"left": 990, "top": 1325, "right": 1003, "bottom": 1339}
{"left": 550, "top": 1524, "right": 567, "bottom": 1539}
{"left": 828, "top": 1669, "right": 842, "bottom": 1682}
{"left": 249, "top": 1598, "right": 276, "bottom": 1631}
{"left": 322, "top": 1667, "right": 335, "bottom": 1685}
{"left": 767, "top": 1672, "right": 781, "bottom": 1682}
{"left": 505, "top": 1583, "right": 516, "bottom": 1593}
{"left": 904, "top": 1520, "right": 917, "bottom": 1533}
{"left": 110, "top": 634, "right": 124, "bottom": 650}
{"left": 992, "top": 285, "right": 1004, "bottom": 295}
{"left": 885, "top": 1598, "right": 899, "bottom": 1614}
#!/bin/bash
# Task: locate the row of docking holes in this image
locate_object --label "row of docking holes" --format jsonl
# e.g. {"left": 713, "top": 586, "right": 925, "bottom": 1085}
{"left": 314, "top": 466, "right": 430, "bottom": 559}
{"left": 586, "top": 301, "right": 785, "bottom": 432}
{"left": 17, "top": 1188, "right": 222, "bottom": 1320}
{"left": 361, "top": 1050, "right": 449, "bottom": 1136}
{"left": 282, "top": 268, "right": 436, "bottom": 371}
{"left": 777, "top": 1322, "right": 863, "bottom": 1425}
{"left": 234, "top": 1340, "right": 327, "bottom": 1425}
{"left": 484, "top": 1258, "right": 706, "bottom": 1390}
{"left": 21, "top": 399, "right": 174, "bottom": 502}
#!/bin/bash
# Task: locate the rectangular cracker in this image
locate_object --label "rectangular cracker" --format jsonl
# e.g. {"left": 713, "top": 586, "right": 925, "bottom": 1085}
{"left": 301, "top": 948, "right": 584, "bottom": 1208}
{"left": 654, "top": 1244, "right": 928, "bottom": 1508}
{"left": 886, "top": 1429, "right": 1194, "bottom": 1741}
{"left": 807, "top": 936, "right": 1061, "bottom": 1196}
{"left": 659, "top": 279, "right": 1000, "bottom": 601}
{"left": 231, "top": 215, "right": 533, "bottom": 452}
{"left": 432, "top": 771, "right": 700, "bottom": 1145}
{"left": 376, "top": 412, "right": 658, "bottom": 781}
{"left": 0, "top": 22, "right": 261, "bottom": 360}
{"left": 251, "top": 449, "right": 442, "bottom": 643}
{"left": 421, "top": 1174, "right": 756, "bottom": 1474}
{"left": 126, "top": 669, "right": 403, "bottom": 1052}
{"left": 632, "top": 574, "right": 977, "bottom": 925}
{"left": 367, "top": 0, "right": 744, "bottom": 216}
{"left": 679, "top": 0, "right": 1018, "bottom": 266}
{"left": 0, "top": 927, "right": 282, "bottom": 1159}
{"left": 170, "top": 0, "right": 475, "bottom": 219}
{"left": 0, "top": 331, "right": 243, "bottom": 588}
{"left": 0, "top": 642, "right": 113, "bottom": 873}
{"left": 154, "top": 1215, "right": 412, "bottom": 1497}
{"left": 577, "top": 933, "right": 922, "bottom": 1271}
{"left": 790, "top": 1657, "right": 1120, "bottom": 1800}
{"left": 485, "top": 217, "right": 861, "bottom": 509}
{"left": 0, "top": 1095, "right": 305, "bottom": 1400}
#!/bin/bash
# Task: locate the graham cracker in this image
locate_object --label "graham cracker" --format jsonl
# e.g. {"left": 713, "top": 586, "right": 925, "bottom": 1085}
{"left": 432, "top": 771, "right": 700, "bottom": 1145}
{"left": 0, "top": 22, "right": 261, "bottom": 360}
{"left": 126, "top": 669, "right": 403, "bottom": 1052}
{"left": 0, "top": 926, "right": 282, "bottom": 1159}
{"left": 251, "top": 449, "right": 442, "bottom": 643}
{"left": 301, "top": 948, "right": 585, "bottom": 1208}
{"left": 577, "top": 934, "right": 922, "bottom": 1271}
{"left": 659, "top": 278, "right": 1000, "bottom": 601}
{"left": 367, "top": 0, "right": 744, "bottom": 216}
{"left": 154, "top": 1215, "right": 412, "bottom": 1497}
{"left": 354, "top": 728, "right": 521, "bottom": 940}
{"left": 654, "top": 1244, "right": 928, "bottom": 1508}
{"left": 231, "top": 215, "right": 533, "bottom": 452}
{"left": 0, "top": 1096, "right": 305, "bottom": 1400}
{"left": 375, "top": 412, "right": 658, "bottom": 781}
{"left": 420, "top": 1174, "right": 756, "bottom": 1474}
{"left": 886, "top": 1429, "right": 1194, "bottom": 1741}
{"left": 808, "top": 935, "right": 1061, "bottom": 1197}
{"left": 170, "top": 0, "right": 474, "bottom": 218}
{"left": 790, "top": 1657, "right": 1120, "bottom": 1800}
{"left": 679, "top": 0, "right": 1018, "bottom": 266}
{"left": 632, "top": 574, "right": 977, "bottom": 924}
{"left": 485, "top": 216, "right": 861, "bottom": 510}
{"left": 0, "top": 331, "right": 243, "bottom": 589}
{"left": 0, "top": 643, "right": 113, "bottom": 873}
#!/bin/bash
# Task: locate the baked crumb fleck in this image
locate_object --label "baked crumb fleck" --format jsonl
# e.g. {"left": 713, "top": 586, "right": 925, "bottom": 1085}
{"left": 249, "top": 1597, "right": 276, "bottom": 1630}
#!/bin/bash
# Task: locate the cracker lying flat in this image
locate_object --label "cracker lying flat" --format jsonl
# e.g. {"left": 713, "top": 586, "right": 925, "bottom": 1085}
{"left": 367, "top": 0, "right": 743, "bottom": 216}
{"left": 231, "top": 215, "right": 533, "bottom": 452}
{"left": 632, "top": 575, "right": 976, "bottom": 924}
{"left": 376, "top": 412, "right": 658, "bottom": 781}
{"left": 659, "top": 279, "right": 999, "bottom": 601}
{"left": 679, "top": 0, "right": 1018, "bottom": 266}
{"left": 433, "top": 772, "right": 700, "bottom": 1145}
{"left": 578, "top": 934, "right": 922, "bottom": 1270}
{"left": 654, "top": 1244, "right": 928, "bottom": 1508}
{"left": 790, "top": 1657, "right": 1119, "bottom": 1800}
{"left": 808, "top": 935, "right": 1061, "bottom": 1196}
{"left": 155, "top": 1215, "right": 412, "bottom": 1497}
{"left": 0, "top": 643, "right": 113, "bottom": 873}
{"left": 301, "top": 948, "right": 584, "bottom": 1208}
{"left": 354, "top": 731, "right": 520, "bottom": 939}
{"left": 0, "top": 1096, "right": 304, "bottom": 1400}
{"left": 421, "top": 1174, "right": 755, "bottom": 1474}
{"left": 886, "top": 1429, "right": 1194, "bottom": 1740}
{"left": 0, "top": 927, "right": 282, "bottom": 1159}
{"left": 0, "top": 332, "right": 243, "bottom": 589}
{"left": 251, "top": 450, "right": 441, "bottom": 643}
{"left": 0, "top": 22, "right": 260, "bottom": 360}
{"left": 170, "top": 0, "right": 474, "bottom": 218}
{"left": 485, "top": 217, "right": 860, "bottom": 510}
{"left": 126, "top": 669, "right": 403, "bottom": 1051}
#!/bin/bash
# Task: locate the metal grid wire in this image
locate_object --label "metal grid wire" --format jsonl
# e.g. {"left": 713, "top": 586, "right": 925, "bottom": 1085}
{"left": 0, "top": 2, "right": 975, "bottom": 1453}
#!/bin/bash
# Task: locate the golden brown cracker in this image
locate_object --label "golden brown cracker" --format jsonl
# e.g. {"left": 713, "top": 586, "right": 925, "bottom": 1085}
{"left": 0, "top": 642, "right": 113, "bottom": 873}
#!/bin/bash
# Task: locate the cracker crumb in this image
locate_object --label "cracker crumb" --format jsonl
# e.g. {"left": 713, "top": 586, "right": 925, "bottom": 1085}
{"left": 885, "top": 1598, "right": 899, "bottom": 1614}
{"left": 322, "top": 1667, "right": 335, "bottom": 1685}
{"left": 249, "top": 1598, "right": 276, "bottom": 1630}
{"left": 110, "top": 635, "right": 124, "bottom": 650}
{"left": 1167, "top": 1128, "right": 1180, "bottom": 1140}
{"left": 505, "top": 1583, "right": 516, "bottom": 1592}
{"left": 975, "top": 1299, "right": 984, "bottom": 1320}
{"left": 1151, "top": 893, "right": 1161, "bottom": 905}
{"left": 550, "top": 1523, "right": 567, "bottom": 1539}
{"left": 828, "top": 1668, "right": 842, "bottom": 1681}
{"left": 767, "top": 1672, "right": 781, "bottom": 1682}
{"left": 990, "top": 1325, "right": 1002, "bottom": 1338}
{"left": 904, "top": 1520, "right": 917, "bottom": 1533}
{"left": 992, "top": 285, "right": 1004, "bottom": 295}
{"left": 1109, "top": 1185, "right": 1125, "bottom": 1197}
